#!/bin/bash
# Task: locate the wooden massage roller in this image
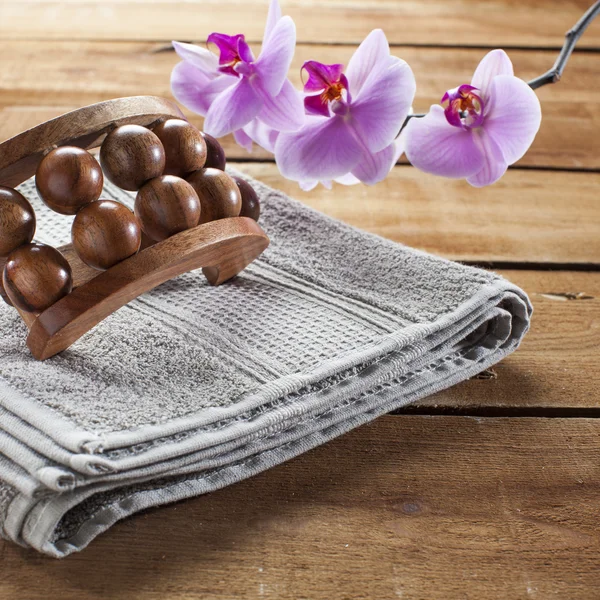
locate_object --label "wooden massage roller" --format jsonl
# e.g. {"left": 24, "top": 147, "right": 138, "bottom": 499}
{"left": 0, "top": 96, "right": 269, "bottom": 360}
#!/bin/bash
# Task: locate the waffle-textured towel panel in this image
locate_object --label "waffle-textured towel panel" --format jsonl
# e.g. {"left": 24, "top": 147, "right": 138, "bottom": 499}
{"left": 0, "top": 172, "right": 531, "bottom": 557}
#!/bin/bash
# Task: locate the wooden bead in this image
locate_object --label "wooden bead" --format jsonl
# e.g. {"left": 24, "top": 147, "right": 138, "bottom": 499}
{"left": 135, "top": 175, "right": 201, "bottom": 241}
{"left": 100, "top": 125, "right": 165, "bottom": 191}
{"left": 35, "top": 146, "right": 103, "bottom": 215}
{"left": 187, "top": 168, "right": 241, "bottom": 224}
{"left": 233, "top": 176, "right": 261, "bottom": 222}
{"left": 3, "top": 243, "right": 72, "bottom": 313}
{"left": 201, "top": 132, "right": 226, "bottom": 171}
{"left": 152, "top": 119, "right": 207, "bottom": 178}
{"left": 72, "top": 200, "right": 142, "bottom": 270}
{"left": 0, "top": 186, "right": 36, "bottom": 257}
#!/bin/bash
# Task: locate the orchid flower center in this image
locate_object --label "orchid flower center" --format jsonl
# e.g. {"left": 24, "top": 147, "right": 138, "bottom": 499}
{"left": 441, "top": 84, "right": 485, "bottom": 129}
{"left": 322, "top": 81, "right": 345, "bottom": 103}
{"left": 207, "top": 33, "right": 255, "bottom": 77}
{"left": 301, "top": 61, "right": 351, "bottom": 117}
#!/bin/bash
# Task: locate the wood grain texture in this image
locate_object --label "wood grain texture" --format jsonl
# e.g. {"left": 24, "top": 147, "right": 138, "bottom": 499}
{"left": 201, "top": 132, "right": 227, "bottom": 171}
{"left": 0, "top": 96, "right": 183, "bottom": 188}
{"left": 152, "top": 118, "right": 207, "bottom": 178}
{"left": 1, "top": 415, "right": 600, "bottom": 599}
{"left": 0, "top": 186, "right": 36, "bottom": 256}
{"left": 1, "top": 0, "right": 598, "bottom": 47}
{"left": 99, "top": 124, "right": 166, "bottom": 191}
{"left": 188, "top": 168, "right": 242, "bottom": 224}
{"left": 0, "top": 42, "right": 598, "bottom": 169}
{"left": 27, "top": 217, "right": 269, "bottom": 359}
{"left": 237, "top": 163, "right": 600, "bottom": 264}
{"left": 234, "top": 176, "right": 261, "bottom": 222}
{"left": 2, "top": 242, "right": 73, "bottom": 313}
{"left": 135, "top": 175, "right": 202, "bottom": 241}
{"left": 71, "top": 199, "right": 142, "bottom": 270}
{"left": 35, "top": 146, "right": 104, "bottom": 215}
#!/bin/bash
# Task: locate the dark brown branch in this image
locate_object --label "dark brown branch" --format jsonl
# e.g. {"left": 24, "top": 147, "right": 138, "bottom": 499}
{"left": 528, "top": 0, "right": 600, "bottom": 89}
{"left": 402, "top": 0, "right": 600, "bottom": 129}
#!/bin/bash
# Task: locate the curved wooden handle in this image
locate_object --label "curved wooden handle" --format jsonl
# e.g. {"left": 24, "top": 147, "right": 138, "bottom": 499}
{"left": 25, "top": 217, "right": 269, "bottom": 360}
{"left": 0, "top": 96, "right": 184, "bottom": 187}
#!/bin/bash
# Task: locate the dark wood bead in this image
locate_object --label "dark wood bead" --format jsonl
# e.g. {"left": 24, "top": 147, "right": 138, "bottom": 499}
{"left": 35, "top": 146, "right": 103, "bottom": 215}
{"left": 152, "top": 119, "right": 207, "bottom": 178}
{"left": 0, "top": 186, "right": 36, "bottom": 257}
{"left": 135, "top": 175, "right": 201, "bottom": 241}
{"left": 71, "top": 200, "right": 142, "bottom": 270}
{"left": 3, "top": 243, "right": 72, "bottom": 313}
{"left": 100, "top": 125, "right": 165, "bottom": 191}
{"left": 187, "top": 168, "right": 241, "bottom": 224}
{"left": 233, "top": 176, "right": 261, "bottom": 222}
{"left": 201, "top": 132, "right": 226, "bottom": 171}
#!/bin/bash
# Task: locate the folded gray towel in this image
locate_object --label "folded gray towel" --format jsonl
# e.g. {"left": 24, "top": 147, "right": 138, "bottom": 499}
{"left": 0, "top": 171, "right": 531, "bottom": 557}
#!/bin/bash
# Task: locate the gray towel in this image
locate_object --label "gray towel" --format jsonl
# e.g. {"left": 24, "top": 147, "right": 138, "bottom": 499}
{"left": 0, "top": 171, "right": 531, "bottom": 557}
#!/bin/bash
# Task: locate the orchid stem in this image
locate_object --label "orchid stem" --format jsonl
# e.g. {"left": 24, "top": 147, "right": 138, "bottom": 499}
{"left": 402, "top": 0, "right": 600, "bottom": 129}
{"left": 528, "top": 0, "right": 600, "bottom": 89}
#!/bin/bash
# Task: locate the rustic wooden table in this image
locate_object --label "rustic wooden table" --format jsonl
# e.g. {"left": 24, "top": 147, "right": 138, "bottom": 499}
{"left": 0, "top": 1, "right": 599, "bottom": 598}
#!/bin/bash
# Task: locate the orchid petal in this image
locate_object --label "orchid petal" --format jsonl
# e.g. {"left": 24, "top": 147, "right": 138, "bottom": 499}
{"left": 172, "top": 41, "right": 219, "bottom": 75}
{"left": 351, "top": 142, "right": 397, "bottom": 185}
{"left": 345, "top": 29, "right": 390, "bottom": 97}
{"left": 171, "top": 62, "right": 234, "bottom": 115}
{"left": 351, "top": 57, "right": 416, "bottom": 153}
{"left": 484, "top": 74, "right": 542, "bottom": 164}
{"left": 171, "top": 62, "right": 212, "bottom": 113}
{"left": 256, "top": 78, "right": 305, "bottom": 132}
{"left": 275, "top": 116, "right": 363, "bottom": 182}
{"left": 299, "top": 180, "right": 319, "bottom": 191}
{"left": 403, "top": 105, "right": 485, "bottom": 178}
{"left": 255, "top": 15, "right": 296, "bottom": 95}
{"left": 304, "top": 93, "right": 330, "bottom": 117}
{"left": 302, "top": 179, "right": 333, "bottom": 190}
{"left": 263, "top": 0, "right": 282, "bottom": 45}
{"left": 204, "top": 77, "right": 263, "bottom": 137}
{"left": 233, "top": 128, "right": 254, "bottom": 152}
{"left": 239, "top": 39, "right": 255, "bottom": 63}
{"left": 471, "top": 49, "right": 514, "bottom": 100}
{"left": 242, "top": 120, "right": 280, "bottom": 154}
{"left": 392, "top": 135, "right": 405, "bottom": 164}
{"left": 301, "top": 61, "right": 345, "bottom": 93}
{"left": 335, "top": 173, "right": 361, "bottom": 186}
{"left": 466, "top": 128, "right": 508, "bottom": 187}
{"left": 208, "top": 33, "right": 247, "bottom": 66}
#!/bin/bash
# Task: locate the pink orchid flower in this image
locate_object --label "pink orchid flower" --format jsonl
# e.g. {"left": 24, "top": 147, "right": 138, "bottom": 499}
{"left": 403, "top": 49, "right": 542, "bottom": 187}
{"left": 274, "top": 29, "right": 416, "bottom": 187}
{"left": 170, "top": 0, "right": 304, "bottom": 140}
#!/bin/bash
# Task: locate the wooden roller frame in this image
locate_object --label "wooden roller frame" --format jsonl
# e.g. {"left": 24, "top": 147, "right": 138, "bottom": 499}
{"left": 0, "top": 97, "right": 270, "bottom": 360}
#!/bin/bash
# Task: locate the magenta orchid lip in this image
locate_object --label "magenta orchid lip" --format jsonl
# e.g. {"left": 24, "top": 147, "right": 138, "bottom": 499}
{"left": 441, "top": 84, "right": 485, "bottom": 130}
{"left": 207, "top": 33, "right": 255, "bottom": 76}
{"left": 170, "top": 0, "right": 542, "bottom": 190}
{"left": 301, "top": 61, "right": 351, "bottom": 117}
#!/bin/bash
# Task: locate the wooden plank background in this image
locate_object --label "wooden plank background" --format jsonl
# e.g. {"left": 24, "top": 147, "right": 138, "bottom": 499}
{"left": 0, "top": 0, "right": 599, "bottom": 598}
{"left": 1, "top": 0, "right": 599, "bottom": 47}
{"left": 3, "top": 417, "right": 600, "bottom": 599}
